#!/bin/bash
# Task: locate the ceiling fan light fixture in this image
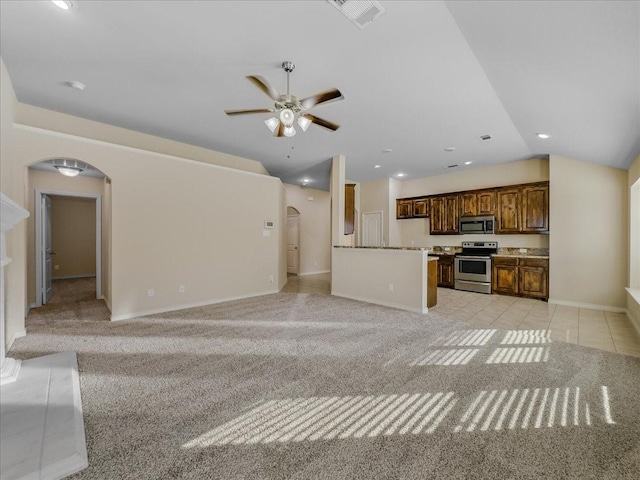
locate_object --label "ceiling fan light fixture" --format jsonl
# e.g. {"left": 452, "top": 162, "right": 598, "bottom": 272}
{"left": 51, "top": 0, "right": 75, "bottom": 10}
{"left": 297, "top": 116, "right": 312, "bottom": 132}
{"left": 264, "top": 117, "right": 279, "bottom": 133}
{"left": 284, "top": 126, "right": 296, "bottom": 138}
{"left": 280, "top": 108, "right": 295, "bottom": 127}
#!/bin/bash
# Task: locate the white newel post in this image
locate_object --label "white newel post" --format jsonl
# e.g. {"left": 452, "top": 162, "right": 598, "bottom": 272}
{"left": 1, "top": 192, "right": 30, "bottom": 384}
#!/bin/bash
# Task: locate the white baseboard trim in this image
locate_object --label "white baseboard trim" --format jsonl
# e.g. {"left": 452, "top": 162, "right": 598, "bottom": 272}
{"left": 110, "top": 289, "right": 279, "bottom": 321}
{"left": 52, "top": 274, "right": 96, "bottom": 280}
{"left": 548, "top": 298, "right": 627, "bottom": 313}
{"left": 331, "top": 291, "right": 427, "bottom": 314}
{"left": 299, "top": 270, "right": 330, "bottom": 276}
{"left": 7, "top": 329, "right": 27, "bottom": 350}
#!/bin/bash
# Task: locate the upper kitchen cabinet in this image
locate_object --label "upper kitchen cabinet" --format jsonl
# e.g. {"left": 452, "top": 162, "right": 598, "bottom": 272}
{"left": 413, "top": 198, "right": 429, "bottom": 217}
{"left": 496, "top": 187, "right": 521, "bottom": 233}
{"left": 521, "top": 183, "right": 549, "bottom": 233}
{"left": 430, "top": 195, "right": 458, "bottom": 234}
{"left": 345, "top": 184, "right": 355, "bottom": 235}
{"left": 396, "top": 199, "right": 413, "bottom": 219}
{"left": 460, "top": 189, "right": 495, "bottom": 217}
{"left": 477, "top": 190, "right": 496, "bottom": 215}
{"left": 459, "top": 192, "right": 478, "bottom": 217}
{"left": 496, "top": 182, "right": 549, "bottom": 234}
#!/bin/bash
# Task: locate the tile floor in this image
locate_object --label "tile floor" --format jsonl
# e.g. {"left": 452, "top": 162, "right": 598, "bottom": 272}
{"left": 0, "top": 352, "right": 87, "bottom": 480}
{"left": 289, "top": 273, "right": 640, "bottom": 358}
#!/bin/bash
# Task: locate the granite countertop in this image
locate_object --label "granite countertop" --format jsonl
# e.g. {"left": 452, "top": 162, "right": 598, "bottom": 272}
{"left": 333, "top": 246, "right": 430, "bottom": 251}
{"left": 492, "top": 253, "right": 549, "bottom": 259}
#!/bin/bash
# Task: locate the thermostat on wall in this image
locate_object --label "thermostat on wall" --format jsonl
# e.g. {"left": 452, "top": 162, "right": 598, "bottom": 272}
{"left": 264, "top": 220, "right": 274, "bottom": 229}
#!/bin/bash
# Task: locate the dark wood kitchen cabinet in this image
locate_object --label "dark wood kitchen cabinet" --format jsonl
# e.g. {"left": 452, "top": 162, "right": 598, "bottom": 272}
{"left": 492, "top": 257, "right": 519, "bottom": 295}
{"left": 496, "top": 188, "right": 521, "bottom": 233}
{"left": 396, "top": 199, "right": 413, "bottom": 219}
{"left": 433, "top": 254, "right": 455, "bottom": 288}
{"left": 459, "top": 192, "right": 478, "bottom": 217}
{"left": 493, "top": 256, "right": 548, "bottom": 299}
{"left": 521, "top": 183, "right": 549, "bottom": 233}
{"left": 345, "top": 184, "right": 355, "bottom": 235}
{"left": 430, "top": 195, "right": 458, "bottom": 234}
{"left": 412, "top": 198, "right": 429, "bottom": 217}
{"left": 519, "top": 258, "right": 548, "bottom": 298}
{"left": 477, "top": 189, "right": 496, "bottom": 215}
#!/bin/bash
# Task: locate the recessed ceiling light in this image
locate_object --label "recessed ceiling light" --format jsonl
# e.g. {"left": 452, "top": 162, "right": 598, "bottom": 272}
{"left": 396, "top": 173, "right": 405, "bottom": 177}
{"left": 464, "top": 161, "right": 473, "bottom": 165}
{"left": 302, "top": 178, "right": 310, "bottom": 184}
{"left": 52, "top": 0, "right": 75, "bottom": 10}
{"left": 536, "top": 133, "right": 551, "bottom": 139}
{"left": 67, "top": 80, "right": 86, "bottom": 91}
{"left": 373, "top": 164, "right": 381, "bottom": 169}
{"left": 382, "top": 148, "right": 393, "bottom": 154}
{"left": 444, "top": 147, "right": 456, "bottom": 152}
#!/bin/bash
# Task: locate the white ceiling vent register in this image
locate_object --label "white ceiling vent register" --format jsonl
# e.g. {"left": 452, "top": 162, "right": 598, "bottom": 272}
{"left": 328, "top": 0, "right": 385, "bottom": 29}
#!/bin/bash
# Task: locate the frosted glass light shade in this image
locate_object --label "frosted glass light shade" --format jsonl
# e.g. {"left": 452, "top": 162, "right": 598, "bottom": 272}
{"left": 279, "top": 108, "right": 295, "bottom": 127}
{"left": 284, "top": 126, "right": 296, "bottom": 137}
{"left": 264, "top": 117, "right": 279, "bottom": 133}
{"left": 55, "top": 166, "right": 82, "bottom": 177}
{"left": 297, "top": 116, "right": 312, "bottom": 132}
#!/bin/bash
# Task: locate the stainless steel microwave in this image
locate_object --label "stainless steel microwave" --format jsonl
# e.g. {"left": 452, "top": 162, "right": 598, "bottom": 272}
{"left": 459, "top": 215, "right": 495, "bottom": 234}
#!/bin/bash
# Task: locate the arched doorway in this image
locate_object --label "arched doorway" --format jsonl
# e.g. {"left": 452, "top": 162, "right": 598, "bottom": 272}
{"left": 27, "top": 158, "right": 111, "bottom": 311}
{"left": 287, "top": 206, "right": 300, "bottom": 275}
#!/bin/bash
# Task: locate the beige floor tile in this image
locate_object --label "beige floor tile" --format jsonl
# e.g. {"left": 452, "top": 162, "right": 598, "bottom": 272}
{"left": 615, "top": 345, "right": 640, "bottom": 358}
{"left": 553, "top": 305, "right": 580, "bottom": 319}
{"left": 549, "top": 328, "right": 578, "bottom": 344}
{"left": 578, "top": 338, "right": 617, "bottom": 353}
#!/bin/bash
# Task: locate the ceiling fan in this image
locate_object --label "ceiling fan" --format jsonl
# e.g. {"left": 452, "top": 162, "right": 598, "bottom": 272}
{"left": 225, "top": 61, "right": 344, "bottom": 137}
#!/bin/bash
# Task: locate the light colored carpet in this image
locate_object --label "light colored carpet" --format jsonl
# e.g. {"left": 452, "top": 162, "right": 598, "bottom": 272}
{"left": 10, "top": 282, "right": 640, "bottom": 479}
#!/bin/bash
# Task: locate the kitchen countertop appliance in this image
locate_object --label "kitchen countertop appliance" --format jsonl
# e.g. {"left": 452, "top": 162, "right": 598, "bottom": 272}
{"left": 454, "top": 241, "right": 498, "bottom": 294}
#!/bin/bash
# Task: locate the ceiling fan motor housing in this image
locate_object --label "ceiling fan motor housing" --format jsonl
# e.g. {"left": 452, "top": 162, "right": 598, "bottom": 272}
{"left": 282, "top": 61, "right": 295, "bottom": 73}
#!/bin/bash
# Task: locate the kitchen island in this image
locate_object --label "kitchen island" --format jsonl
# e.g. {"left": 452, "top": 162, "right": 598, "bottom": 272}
{"left": 332, "top": 246, "right": 438, "bottom": 313}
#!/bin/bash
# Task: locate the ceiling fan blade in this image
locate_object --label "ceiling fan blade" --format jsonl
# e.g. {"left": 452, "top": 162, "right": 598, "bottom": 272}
{"left": 276, "top": 122, "right": 285, "bottom": 137}
{"left": 302, "top": 114, "right": 340, "bottom": 132}
{"left": 300, "top": 88, "right": 344, "bottom": 110}
{"left": 247, "top": 75, "right": 280, "bottom": 101}
{"left": 225, "top": 108, "right": 274, "bottom": 116}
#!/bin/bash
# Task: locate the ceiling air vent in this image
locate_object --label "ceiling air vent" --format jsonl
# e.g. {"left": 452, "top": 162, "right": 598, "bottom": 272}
{"left": 480, "top": 134, "right": 492, "bottom": 141}
{"left": 328, "top": 0, "right": 385, "bottom": 29}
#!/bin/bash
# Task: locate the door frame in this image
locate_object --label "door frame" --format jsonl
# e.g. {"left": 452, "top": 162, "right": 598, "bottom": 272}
{"left": 35, "top": 189, "right": 102, "bottom": 307}
{"left": 362, "top": 210, "right": 384, "bottom": 247}
{"left": 287, "top": 208, "right": 300, "bottom": 275}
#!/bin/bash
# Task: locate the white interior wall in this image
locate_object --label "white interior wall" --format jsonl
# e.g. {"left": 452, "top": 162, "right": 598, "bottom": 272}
{"left": 284, "top": 184, "right": 331, "bottom": 275}
{"left": 549, "top": 155, "right": 628, "bottom": 310}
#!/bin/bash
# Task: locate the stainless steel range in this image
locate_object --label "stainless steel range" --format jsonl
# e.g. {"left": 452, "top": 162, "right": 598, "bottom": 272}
{"left": 454, "top": 241, "right": 498, "bottom": 294}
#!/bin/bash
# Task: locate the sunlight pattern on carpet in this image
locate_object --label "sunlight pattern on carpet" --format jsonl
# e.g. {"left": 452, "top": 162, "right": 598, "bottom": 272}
{"left": 183, "top": 386, "right": 615, "bottom": 448}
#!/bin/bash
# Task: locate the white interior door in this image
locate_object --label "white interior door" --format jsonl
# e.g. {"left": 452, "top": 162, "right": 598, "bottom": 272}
{"left": 362, "top": 211, "right": 383, "bottom": 247}
{"left": 42, "top": 194, "right": 53, "bottom": 304}
{"left": 287, "top": 215, "right": 300, "bottom": 274}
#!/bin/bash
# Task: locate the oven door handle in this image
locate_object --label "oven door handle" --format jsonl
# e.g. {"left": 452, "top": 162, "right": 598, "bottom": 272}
{"left": 456, "top": 256, "right": 492, "bottom": 261}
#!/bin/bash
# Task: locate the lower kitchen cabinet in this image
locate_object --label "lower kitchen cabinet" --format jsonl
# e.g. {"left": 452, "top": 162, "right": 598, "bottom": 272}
{"left": 492, "top": 257, "right": 518, "bottom": 295}
{"left": 492, "top": 256, "right": 548, "bottom": 299}
{"left": 431, "top": 255, "right": 455, "bottom": 288}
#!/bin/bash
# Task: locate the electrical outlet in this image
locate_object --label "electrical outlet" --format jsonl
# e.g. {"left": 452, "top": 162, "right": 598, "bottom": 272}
{"left": 410, "top": 240, "right": 415, "bottom": 246}
{"left": 269, "top": 274, "right": 274, "bottom": 283}
{"left": 179, "top": 285, "right": 185, "bottom": 293}
{"left": 314, "top": 261, "right": 318, "bottom": 266}
{"left": 444, "top": 247, "right": 451, "bottom": 252}
{"left": 519, "top": 248, "right": 527, "bottom": 253}
{"left": 148, "top": 289, "right": 154, "bottom": 297}
{"left": 54, "top": 265, "right": 59, "bottom": 270}
{"left": 388, "top": 283, "right": 394, "bottom": 292}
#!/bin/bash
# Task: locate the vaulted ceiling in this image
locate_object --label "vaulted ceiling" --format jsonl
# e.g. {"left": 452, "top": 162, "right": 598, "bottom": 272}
{"left": 1, "top": 1, "right": 638, "bottom": 190}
